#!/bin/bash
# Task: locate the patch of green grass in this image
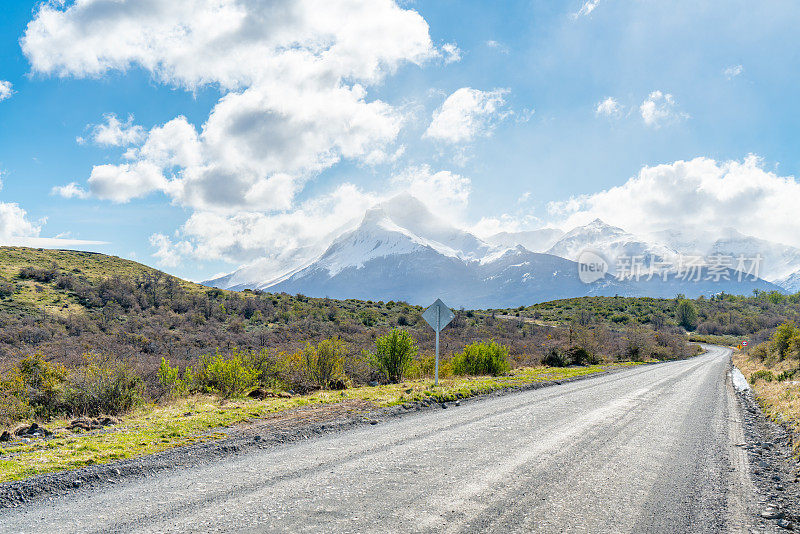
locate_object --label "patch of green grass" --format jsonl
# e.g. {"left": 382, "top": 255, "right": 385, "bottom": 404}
{"left": 0, "top": 363, "right": 638, "bottom": 483}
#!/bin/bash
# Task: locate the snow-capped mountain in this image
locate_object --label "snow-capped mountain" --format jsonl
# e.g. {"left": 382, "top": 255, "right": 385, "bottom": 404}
{"left": 484, "top": 229, "right": 564, "bottom": 253}
{"left": 204, "top": 194, "right": 785, "bottom": 307}
{"left": 652, "top": 227, "right": 800, "bottom": 288}
{"left": 546, "top": 219, "right": 678, "bottom": 265}
{"left": 776, "top": 270, "right": 800, "bottom": 293}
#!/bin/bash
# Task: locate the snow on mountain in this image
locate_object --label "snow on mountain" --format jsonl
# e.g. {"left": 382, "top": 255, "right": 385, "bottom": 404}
{"left": 484, "top": 229, "right": 564, "bottom": 253}
{"left": 546, "top": 219, "right": 678, "bottom": 265}
{"left": 204, "top": 197, "right": 789, "bottom": 305}
{"left": 775, "top": 270, "right": 800, "bottom": 293}
{"left": 652, "top": 227, "right": 800, "bottom": 284}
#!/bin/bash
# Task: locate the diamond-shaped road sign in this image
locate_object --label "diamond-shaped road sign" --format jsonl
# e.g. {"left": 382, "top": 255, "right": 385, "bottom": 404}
{"left": 422, "top": 298, "right": 454, "bottom": 332}
{"left": 422, "top": 298, "right": 454, "bottom": 386}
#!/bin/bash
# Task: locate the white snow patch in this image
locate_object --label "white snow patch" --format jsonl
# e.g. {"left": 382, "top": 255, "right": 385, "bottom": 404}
{"left": 731, "top": 366, "right": 750, "bottom": 392}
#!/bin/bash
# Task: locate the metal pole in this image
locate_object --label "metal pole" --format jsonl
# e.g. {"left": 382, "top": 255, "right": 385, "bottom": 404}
{"left": 435, "top": 306, "right": 441, "bottom": 386}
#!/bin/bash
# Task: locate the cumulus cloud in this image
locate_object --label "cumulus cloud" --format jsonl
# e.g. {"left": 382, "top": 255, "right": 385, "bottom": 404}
{"left": 51, "top": 182, "right": 90, "bottom": 199}
{"left": 24, "top": 0, "right": 437, "bottom": 210}
{"left": 89, "top": 114, "right": 145, "bottom": 146}
{"left": 150, "top": 183, "right": 382, "bottom": 275}
{"left": 391, "top": 165, "right": 471, "bottom": 220}
{"left": 424, "top": 87, "right": 511, "bottom": 144}
{"left": 0, "top": 202, "right": 41, "bottom": 241}
{"left": 0, "top": 81, "right": 13, "bottom": 102}
{"left": 88, "top": 161, "right": 167, "bottom": 203}
{"left": 147, "top": 164, "right": 472, "bottom": 274}
{"left": 595, "top": 96, "right": 623, "bottom": 118}
{"left": 639, "top": 90, "right": 688, "bottom": 128}
{"left": 724, "top": 64, "right": 744, "bottom": 80}
{"left": 547, "top": 155, "right": 800, "bottom": 249}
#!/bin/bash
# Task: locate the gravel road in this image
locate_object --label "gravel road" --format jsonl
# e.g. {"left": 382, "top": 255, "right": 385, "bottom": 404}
{"left": 1, "top": 345, "right": 758, "bottom": 533}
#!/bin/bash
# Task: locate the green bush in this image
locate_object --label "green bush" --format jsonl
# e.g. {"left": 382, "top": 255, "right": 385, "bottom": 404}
{"left": 542, "top": 348, "right": 567, "bottom": 367}
{"left": 452, "top": 341, "right": 511, "bottom": 376}
{"left": 196, "top": 350, "right": 260, "bottom": 397}
{"left": 302, "top": 338, "right": 346, "bottom": 389}
{"left": 749, "top": 369, "right": 775, "bottom": 384}
{"left": 676, "top": 299, "right": 698, "bottom": 330}
{"left": 66, "top": 354, "right": 145, "bottom": 416}
{"left": 157, "top": 357, "right": 190, "bottom": 398}
{"left": 16, "top": 354, "right": 69, "bottom": 418}
{"left": 776, "top": 368, "right": 798, "bottom": 382}
{"left": 566, "top": 346, "right": 597, "bottom": 366}
{"left": 370, "top": 329, "right": 418, "bottom": 383}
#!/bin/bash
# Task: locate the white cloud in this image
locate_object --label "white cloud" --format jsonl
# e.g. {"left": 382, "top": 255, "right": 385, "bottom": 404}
{"left": 148, "top": 164, "right": 472, "bottom": 274}
{"left": 151, "top": 182, "right": 381, "bottom": 275}
{"left": 639, "top": 90, "right": 688, "bottom": 128}
{"left": 0, "top": 81, "right": 13, "bottom": 102}
{"left": 441, "top": 43, "right": 462, "bottom": 64}
{"left": 149, "top": 233, "right": 190, "bottom": 268}
{"left": 0, "top": 198, "right": 104, "bottom": 247}
{"left": 89, "top": 114, "right": 145, "bottom": 146}
{"left": 424, "top": 87, "right": 510, "bottom": 144}
{"left": 0, "top": 202, "right": 41, "bottom": 241}
{"left": 24, "top": 0, "right": 436, "bottom": 210}
{"left": 485, "top": 40, "right": 509, "bottom": 54}
{"left": 595, "top": 96, "right": 623, "bottom": 118}
{"left": 391, "top": 165, "right": 471, "bottom": 220}
{"left": 573, "top": 0, "right": 601, "bottom": 18}
{"left": 88, "top": 161, "right": 167, "bottom": 203}
{"left": 547, "top": 154, "right": 800, "bottom": 249}
{"left": 724, "top": 64, "right": 744, "bottom": 80}
{"left": 471, "top": 213, "right": 541, "bottom": 238}
{"left": 51, "top": 182, "right": 90, "bottom": 199}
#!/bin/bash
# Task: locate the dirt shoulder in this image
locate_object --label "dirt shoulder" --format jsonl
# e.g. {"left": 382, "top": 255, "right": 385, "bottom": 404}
{"left": 732, "top": 355, "right": 800, "bottom": 532}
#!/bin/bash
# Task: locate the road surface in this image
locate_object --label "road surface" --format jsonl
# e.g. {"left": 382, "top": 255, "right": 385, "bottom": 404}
{"left": 1, "top": 345, "right": 755, "bottom": 533}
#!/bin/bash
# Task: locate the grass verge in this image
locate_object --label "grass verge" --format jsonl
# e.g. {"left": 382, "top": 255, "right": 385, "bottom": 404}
{"left": 733, "top": 351, "right": 800, "bottom": 455}
{"left": 0, "top": 363, "right": 639, "bottom": 483}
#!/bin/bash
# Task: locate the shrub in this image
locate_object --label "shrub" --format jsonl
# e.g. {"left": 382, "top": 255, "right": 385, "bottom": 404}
{"left": 17, "top": 354, "right": 69, "bottom": 418}
{"left": 196, "top": 350, "right": 259, "bottom": 397}
{"left": 771, "top": 323, "right": 799, "bottom": 359}
{"left": 407, "top": 354, "right": 453, "bottom": 380}
{"left": 566, "top": 346, "right": 597, "bottom": 366}
{"left": 302, "top": 338, "right": 346, "bottom": 389}
{"left": 157, "top": 357, "right": 190, "bottom": 398}
{"left": 452, "top": 341, "right": 510, "bottom": 376}
{"left": 65, "top": 354, "right": 145, "bottom": 416}
{"left": 542, "top": 348, "right": 567, "bottom": 367}
{"left": 0, "top": 370, "right": 31, "bottom": 426}
{"left": 371, "top": 329, "right": 417, "bottom": 383}
{"left": 676, "top": 299, "right": 698, "bottom": 330}
{"left": 749, "top": 369, "right": 775, "bottom": 384}
{"left": 610, "top": 314, "right": 631, "bottom": 324}
{"left": 776, "top": 368, "right": 798, "bottom": 382}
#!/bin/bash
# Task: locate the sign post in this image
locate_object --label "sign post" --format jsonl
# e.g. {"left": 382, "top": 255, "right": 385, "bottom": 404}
{"left": 422, "top": 298, "right": 455, "bottom": 386}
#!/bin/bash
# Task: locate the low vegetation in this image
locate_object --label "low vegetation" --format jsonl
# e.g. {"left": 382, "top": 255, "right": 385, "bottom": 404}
{"left": 735, "top": 323, "right": 800, "bottom": 454}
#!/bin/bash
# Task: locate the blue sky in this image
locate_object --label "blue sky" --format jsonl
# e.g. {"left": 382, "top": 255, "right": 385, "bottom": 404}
{"left": 1, "top": 0, "right": 800, "bottom": 282}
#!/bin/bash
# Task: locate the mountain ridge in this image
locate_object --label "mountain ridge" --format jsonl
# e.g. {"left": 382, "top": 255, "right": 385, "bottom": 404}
{"left": 204, "top": 194, "right": 787, "bottom": 306}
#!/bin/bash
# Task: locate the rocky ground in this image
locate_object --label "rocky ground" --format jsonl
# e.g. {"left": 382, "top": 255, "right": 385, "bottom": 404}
{"left": 735, "top": 371, "right": 800, "bottom": 532}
